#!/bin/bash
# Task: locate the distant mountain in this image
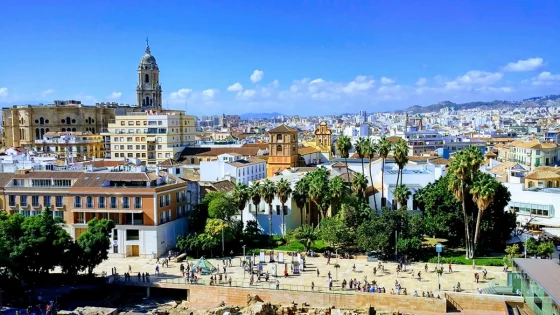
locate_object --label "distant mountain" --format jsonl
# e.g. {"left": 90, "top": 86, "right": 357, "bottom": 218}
{"left": 404, "top": 94, "right": 560, "bottom": 114}
{"left": 240, "top": 112, "right": 283, "bottom": 119}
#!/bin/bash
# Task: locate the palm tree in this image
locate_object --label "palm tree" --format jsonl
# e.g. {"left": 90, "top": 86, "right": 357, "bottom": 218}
{"left": 393, "top": 138, "right": 409, "bottom": 186}
{"left": 276, "top": 178, "right": 292, "bottom": 236}
{"left": 336, "top": 135, "right": 352, "bottom": 183}
{"left": 355, "top": 137, "right": 369, "bottom": 174}
{"left": 470, "top": 173, "right": 498, "bottom": 246}
{"left": 351, "top": 173, "right": 368, "bottom": 200}
{"left": 328, "top": 176, "right": 345, "bottom": 215}
{"left": 378, "top": 136, "right": 392, "bottom": 208}
{"left": 308, "top": 167, "right": 331, "bottom": 221}
{"left": 393, "top": 184, "right": 411, "bottom": 209}
{"left": 448, "top": 146, "right": 484, "bottom": 259}
{"left": 365, "top": 138, "right": 379, "bottom": 210}
{"left": 293, "top": 224, "right": 318, "bottom": 252}
{"left": 292, "top": 178, "right": 309, "bottom": 226}
{"left": 231, "top": 182, "right": 249, "bottom": 228}
{"left": 260, "top": 179, "right": 277, "bottom": 236}
{"left": 248, "top": 181, "right": 262, "bottom": 233}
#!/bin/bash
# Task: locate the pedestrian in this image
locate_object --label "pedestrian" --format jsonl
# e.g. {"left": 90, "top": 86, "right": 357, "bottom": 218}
{"left": 128, "top": 265, "right": 132, "bottom": 273}
{"left": 475, "top": 273, "right": 479, "bottom": 283}
{"left": 142, "top": 273, "right": 146, "bottom": 282}
{"left": 137, "top": 272, "right": 141, "bottom": 281}
{"left": 448, "top": 264, "right": 452, "bottom": 273}
{"left": 311, "top": 281, "right": 315, "bottom": 291}
{"left": 417, "top": 271, "right": 422, "bottom": 281}
{"left": 317, "top": 269, "right": 320, "bottom": 277}
{"left": 155, "top": 264, "right": 159, "bottom": 275}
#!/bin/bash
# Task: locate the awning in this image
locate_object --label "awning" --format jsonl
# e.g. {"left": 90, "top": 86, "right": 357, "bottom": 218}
{"left": 517, "top": 215, "right": 560, "bottom": 228}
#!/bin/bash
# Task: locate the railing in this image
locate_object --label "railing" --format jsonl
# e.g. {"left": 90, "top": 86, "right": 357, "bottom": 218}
{"left": 444, "top": 293, "right": 463, "bottom": 311}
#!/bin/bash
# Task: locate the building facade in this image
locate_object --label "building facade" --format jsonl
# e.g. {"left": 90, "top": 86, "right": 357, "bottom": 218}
{"left": 497, "top": 140, "right": 560, "bottom": 170}
{"left": 1, "top": 100, "right": 116, "bottom": 149}
{"left": 266, "top": 125, "right": 299, "bottom": 177}
{"left": 199, "top": 153, "right": 266, "bottom": 184}
{"left": 35, "top": 131, "right": 105, "bottom": 161}
{"left": 0, "top": 169, "right": 191, "bottom": 258}
{"left": 105, "top": 110, "right": 196, "bottom": 164}
{"left": 137, "top": 40, "right": 162, "bottom": 110}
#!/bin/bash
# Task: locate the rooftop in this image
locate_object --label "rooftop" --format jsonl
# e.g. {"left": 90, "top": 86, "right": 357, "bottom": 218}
{"left": 513, "top": 258, "right": 560, "bottom": 306}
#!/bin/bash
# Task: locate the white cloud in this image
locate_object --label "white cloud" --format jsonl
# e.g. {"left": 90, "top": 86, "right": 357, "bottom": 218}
{"left": 107, "top": 91, "right": 122, "bottom": 100}
{"left": 415, "top": 78, "right": 427, "bottom": 86}
{"left": 270, "top": 80, "right": 279, "bottom": 88}
{"left": 503, "top": 57, "right": 544, "bottom": 72}
{"left": 41, "top": 89, "right": 55, "bottom": 97}
{"left": 227, "top": 82, "right": 244, "bottom": 92}
{"left": 531, "top": 71, "right": 560, "bottom": 86}
{"left": 342, "top": 75, "right": 375, "bottom": 94}
{"left": 250, "top": 70, "right": 264, "bottom": 83}
{"left": 202, "top": 88, "right": 218, "bottom": 99}
{"left": 168, "top": 88, "right": 193, "bottom": 104}
{"left": 444, "top": 70, "right": 503, "bottom": 91}
{"left": 380, "top": 77, "right": 395, "bottom": 84}
{"left": 238, "top": 89, "right": 256, "bottom": 99}
{"left": 0, "top": 87, "right": 8, "bottom": 98}
{"left": 475, "top": 86, "right": 515, "bottom": 93}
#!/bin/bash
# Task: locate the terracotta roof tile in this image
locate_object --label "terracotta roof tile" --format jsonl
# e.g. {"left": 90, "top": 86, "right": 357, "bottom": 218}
{"left": 268, "top": 125, "right": 298, "bottom": 134}
{"left": 298, "top": 146, "right": 321, "bottom": 155}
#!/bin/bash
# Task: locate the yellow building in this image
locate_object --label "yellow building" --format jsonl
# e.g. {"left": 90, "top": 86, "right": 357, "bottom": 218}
{"left": 1, "top": 100, "right": 116, "bottom": 149}
{"left": 266, "top": 125, "right": 299, "bottom": 177}
{"left": 497, "top": 139, "right": 560, "bottom": 170}
{"left": 301, "top": 121, "right": 333, "bottom": 160}
{"left": 105, "top": 110, "right": 196, "bottom": 164}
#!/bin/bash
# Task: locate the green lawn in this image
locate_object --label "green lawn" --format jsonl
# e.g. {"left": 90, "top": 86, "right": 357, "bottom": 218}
{"left": 426, "top": 253, "right": 512, "bottom": 267}
{"left": 274, "top": 240, "right": 329, "bottom": 252}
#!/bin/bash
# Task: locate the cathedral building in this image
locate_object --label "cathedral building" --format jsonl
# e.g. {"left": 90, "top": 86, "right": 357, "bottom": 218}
{"left": 266, "top": 125, "right": 299, "bottom": 177}
{"left": 136, "top": 39, "right": 162, "bottom": 110}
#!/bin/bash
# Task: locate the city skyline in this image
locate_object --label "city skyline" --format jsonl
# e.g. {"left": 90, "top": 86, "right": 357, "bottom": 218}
{"left": 1, "top": 1, "right": 560, "bottom": 116}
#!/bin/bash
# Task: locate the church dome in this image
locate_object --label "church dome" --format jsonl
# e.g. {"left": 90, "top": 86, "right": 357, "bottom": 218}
{"left": 138, "top": 43, "right": 158, "bottom": 69}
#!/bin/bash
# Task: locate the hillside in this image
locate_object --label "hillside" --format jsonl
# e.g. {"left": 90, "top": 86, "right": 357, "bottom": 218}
{"left": 404, "top": 94, "right": 560, "bottom": 113}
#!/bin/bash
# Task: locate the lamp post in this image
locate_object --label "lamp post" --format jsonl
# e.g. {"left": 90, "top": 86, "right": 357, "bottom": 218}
{"left": 221, "top": 224, "right": 225, "bottom": 257}
{"left": 436, "top": 243, "right": 442, "bottom": 291}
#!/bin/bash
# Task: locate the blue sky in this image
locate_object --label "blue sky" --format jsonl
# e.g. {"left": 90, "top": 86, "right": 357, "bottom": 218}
{"left": 1, "top": 0, "right": 559, "bottom": 116}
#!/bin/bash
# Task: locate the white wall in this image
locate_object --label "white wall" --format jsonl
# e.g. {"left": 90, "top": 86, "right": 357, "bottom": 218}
{"left": 200, "top": 160, "right": 224, "bottom": 181}
{"left": 241, "top": 196, "right": 303, "bottom": 236}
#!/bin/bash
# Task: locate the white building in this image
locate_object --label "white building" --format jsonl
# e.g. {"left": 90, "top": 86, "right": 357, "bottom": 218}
{"left": 200, "top": 153, "right": 266, "bottom": 185}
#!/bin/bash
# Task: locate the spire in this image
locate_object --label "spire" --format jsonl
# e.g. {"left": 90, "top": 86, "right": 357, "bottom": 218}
{"left": 145, "top": 37, "right": 151, "bottom": 54}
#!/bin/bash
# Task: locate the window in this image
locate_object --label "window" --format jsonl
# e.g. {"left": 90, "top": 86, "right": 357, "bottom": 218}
{"left": 56, "top": 196, "right": 63, "bottom": 208}
{"left": 276, "top": 134, "right": 282, "bottom": 141}
{"left": 160, "top": 212, "right": 165, "bottom": 224}
{"left": 548, "top": 181, "right": 553, "bottom": 188}
{"left": 53, "top": 211, "right": 63, "bottom": 220}
{"left": 98, "top": 196, "right": 106, "bottom": 208}
{"left": 159, "top": 196, "right": 164, "bottom": 207}
{"left": 122, "top": 197, "right": 130, "bottom": 209}
{"left": 176, "top": 192, "right": 181, "bottom": 202}
{"left": 9, "top": 195, "right": 16, "bottom": 207}
{"left": 86, "top": 196, "right": 93, "bottom": 208}
{"left": 165, "top": 194, "right": 170, "bottom": 206}
{"left": 74, "top": 196, "right": 82, "bottom": 208}
{"left": 134, "top": 197, "right": 142, "bottom": 209}
{"left": 110, "top": 197, "right": 117, "bottom": 208}
{"left": 276, "top": 145, "right": 282, "bottom": 153}
{"left": 32, "top": 195, "right": 39, "bottom": 207}
{"left": 20, "top": 195, "right": 28, "bottom": 207}
{"left": 44, "top": 196, "right": 51, "bottom": 207}
{"left": 126, "top": 229, "right": 140, "bottom": 241}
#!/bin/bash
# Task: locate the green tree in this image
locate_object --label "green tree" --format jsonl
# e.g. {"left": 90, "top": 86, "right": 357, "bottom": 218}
{"left": 197, "top": 233, "right": 219, "bottom": 257}
{"left": 525, "top": 238, "right": 538, "bottom": 256}
{"left": 393, "top": 138, "right": 409, "bottom": 186}
{"left": 243, "top": 220, "right": 261, "bottom": 239}
{"left": 77, "top": 218, "right": 116, "bottom": 275}
{"left": 470, "top": 172, "right": 499, "bottom": 245}
{"left": 378, "top": 136, "right": 392, "bottom": 207}
{"left": 260, "top": 179, "right": 277, "bottom": 236}
{"left": 354, "top": 137, "right": 369, "bottom": 175}
{"left": 292, "top": 177, "right": 309, "bottom": 226}
{"left": 293, "top": 224, "right": 318, "bottom": 251}
{"left": 394, "top": 184, "right": 411, "bottom": 209}
{"left": 328, "top": 176, "right": 345, "bottom": 214}
{"left": 356, "top": 215, "right": 391, "bottom": 254}
{"left": 177, "top": 233, "right": 202, "bottom": 257}
{"left": 396, "top": 237, "right": 423, "bottom": 259}
{"left": 336, "top": 135, "right": 352, "bottom": 183}
{"left": 317, "top": 216, "right": 348, "bottom": 247}
{"left": 505, "top": 244, "right": 519, "bottom": 261}
{"left": 231, "top": 182, "right": 249, "bottom": 227}
{"left": 207, "top": 192, "right": 237, "bottom": 220}
{"left": 537, "top": 241, "right": 555, "bottom": 258}
{"left": 351, "top": 172, "right": 368, "bottom": 200}
{"left": 276, "top": 178, "right": 292, "bottom": 236}
{"left": 307, "top": 167, "right": 331, "bottom": 220}
{"left": 365, "top": 138, "right": 379, "bottom": 210}
{"left": 248, "top": 181, "right": 262, "bottom": 232}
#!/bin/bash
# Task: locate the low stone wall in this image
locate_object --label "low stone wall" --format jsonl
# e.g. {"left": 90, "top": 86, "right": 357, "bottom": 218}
{"left": 186, "top": 285, "right": 446, "bottom": 313}
{"left": 446, "top": 292, "right": 523, "bottom": 312}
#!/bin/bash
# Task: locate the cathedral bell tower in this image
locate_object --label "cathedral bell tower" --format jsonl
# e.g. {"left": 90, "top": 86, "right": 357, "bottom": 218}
{"left": 137, "top": 38, "right": 162, "bottom": 110}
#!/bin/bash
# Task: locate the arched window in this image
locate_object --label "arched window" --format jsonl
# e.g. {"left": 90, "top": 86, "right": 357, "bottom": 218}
{"left": 72, "top": 128, "right": 76, "bottom": 132}
{"left": 528, "top": 181, "right": 534, "bottom": 188}
{"left": 66, "top": 117, "right": 71, "bottom": 125}
{"left": 142, "top": 99, "right": 145, "bottom": 106}
{"left": 92, "top": 128, "right": 95, "bottom": 134}
{"left": 548, "top": 181, "right": 553, "bottom": 188}
{"left": 276, "top": 145, "right": 283, "bottom": 153}
{"left": 150, "top": 98, "right": 153, "bottom": 105}
{"left": 39, "top": 117, "right": 44, "bottom": 124}
{"left": 276, "top": 134, "right": 282, "bottom": 142}
{"left": 61, "top": 128, "right": 66, "bottom": 132}
{"left": 555, "top": 181, "right": 559, "bottom": 188}
{"left": 145, "top": 74, "right": 149, "bottom": 83}
{"left": 145, "top": 96, "right": 150, "bottom": 106}
{"left": 40, "top": 128, "right": 45, "bottom": 139}
{"left": 35, "top": 128, "right": 40, "bottom": 139}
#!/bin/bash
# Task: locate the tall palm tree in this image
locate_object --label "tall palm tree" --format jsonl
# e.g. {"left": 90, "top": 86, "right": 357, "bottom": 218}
{"left": 448, "top": 146, "right": 484, "bottom": 259}
{"left": 470, "top": 173, "right": 498, "bottom": 245}
{"left": 292, "top": 178, "right": 309, "bottom": 226}
{"left": 276, "top": 178, "right": 292, "bottom": 236}
{"left": 365, "top": 138, "right": 379, "bottom": 211}
{"left": 231, "top": 182, "right": 249, "bottom": 228}
{"left": 328, "top": 176, "right": 345, "bottom": 215}
{"left": 351, "top": 173, "right": 368, "bottom": 200}
{"left": 308, "top": 167, "right": 330, "bottom": 221}
{"left": 378, "top": 136, "right": 392, "bottom": 208}
{"left": 393, "top": 184, "right": 411, "bottom": 209}
{"left": 355, "top": 137, "right": 369, "bottom": 175}
{"left": 248, "top": 181, "right": 262, "bottom": 233}
{"left": 336, "top": 135, "right": 352, "bottom": 183}
{"left": 260, "top": 179, "right": 277, "bottom": 236}
{"left": 393, "top": 138, "right": 409, "bottom": 186}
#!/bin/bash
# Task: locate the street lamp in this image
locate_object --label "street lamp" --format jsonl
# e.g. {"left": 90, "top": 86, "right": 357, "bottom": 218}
{"left": 221, "top": 224, "right": 225, "bottom": 257}
{"left": 435, "top": 243, "right": 442, "bottom": 291}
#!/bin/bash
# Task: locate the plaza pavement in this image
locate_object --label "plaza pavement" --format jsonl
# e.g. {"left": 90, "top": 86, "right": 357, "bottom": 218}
{"left": 93, "top": 253, "right": 509, "bottom": 295}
